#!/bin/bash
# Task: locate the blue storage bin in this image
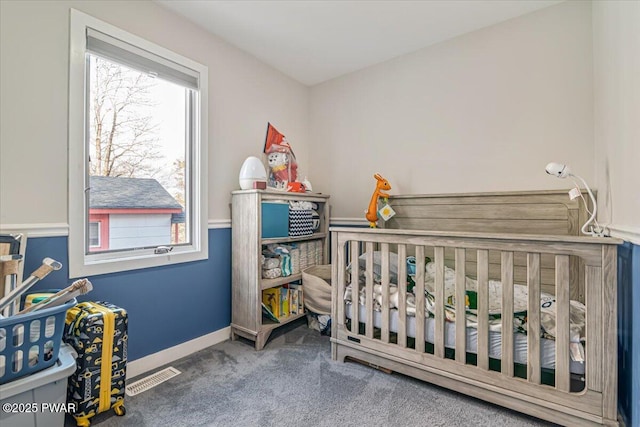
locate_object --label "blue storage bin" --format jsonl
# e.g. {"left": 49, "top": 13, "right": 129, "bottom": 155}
{"left": 261, "top": 202, "right": 289, "bottom": 238}
{"left": 0, "top": 291, "right": 77, "bottom": 385}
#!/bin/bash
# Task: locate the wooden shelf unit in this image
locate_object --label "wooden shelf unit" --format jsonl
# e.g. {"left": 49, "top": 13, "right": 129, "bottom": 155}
{"left": 230, "top": 189, "right": 330, "bottom": 350}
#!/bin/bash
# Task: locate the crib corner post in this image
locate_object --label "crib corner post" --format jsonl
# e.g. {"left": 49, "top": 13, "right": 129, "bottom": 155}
{"left": 331, "top": 341, "right": 338, "bottom": 361}
{"left": 330, "top": 230, "right": 342, "bottom": 363}
{"left": 331, "top": 230, "right": 339, "bottom": 343}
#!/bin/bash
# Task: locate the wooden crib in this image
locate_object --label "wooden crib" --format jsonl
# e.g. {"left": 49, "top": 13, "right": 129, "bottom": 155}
{"left": 330, "top": 191, "right": 620, "bottom": 426}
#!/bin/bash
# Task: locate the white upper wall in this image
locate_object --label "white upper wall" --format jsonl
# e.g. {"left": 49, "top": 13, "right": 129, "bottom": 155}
{"left": 2, "top": 1, "right": 636, "bottom": 239}
{"left": 0, "top": 0, "right": 308, "bottom": 225}
{"left": 593, "top": 0, "right": 640, "bottom": 242}
{"left": 309, "top": 1, "right": 593, "bottom": 219}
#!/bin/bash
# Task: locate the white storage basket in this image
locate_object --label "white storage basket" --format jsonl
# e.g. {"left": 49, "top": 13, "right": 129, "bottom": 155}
{"left": 301, "top": 264, "right": 331, "bottom": 315}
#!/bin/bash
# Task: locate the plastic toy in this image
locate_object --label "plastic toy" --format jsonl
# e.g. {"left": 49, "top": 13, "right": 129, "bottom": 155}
{"left": 264, "top": 123, "right": 300, "bottom": 191}
{"left": 267, "top": 152, "right": 292, "bottom": 189}
{"left": 365, "top": 173, "right": 391, "bottom": 227}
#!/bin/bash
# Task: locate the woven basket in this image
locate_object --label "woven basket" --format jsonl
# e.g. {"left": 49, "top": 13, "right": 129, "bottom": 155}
{"left": 301, "top": 264, "right": 331, "bottom": 315}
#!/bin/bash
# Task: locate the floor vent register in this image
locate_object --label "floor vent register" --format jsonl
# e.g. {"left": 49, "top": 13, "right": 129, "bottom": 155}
{"left": 125, "top": 366, "right": 182, "bottom": 396}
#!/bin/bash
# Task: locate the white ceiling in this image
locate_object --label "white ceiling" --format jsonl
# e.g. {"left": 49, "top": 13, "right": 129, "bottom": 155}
{"left": 157, "top": 0, "right": 563, "bottom": 86}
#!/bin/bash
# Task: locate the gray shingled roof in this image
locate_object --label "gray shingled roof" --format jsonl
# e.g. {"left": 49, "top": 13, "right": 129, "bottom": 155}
{"left": 89, "top": 176, "right": 182, "bottom": 209}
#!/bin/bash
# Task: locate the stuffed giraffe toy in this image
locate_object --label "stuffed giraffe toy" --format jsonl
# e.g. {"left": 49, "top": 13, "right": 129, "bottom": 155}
{"left": 365, "top": 173, "right": 391, "bottom": 227}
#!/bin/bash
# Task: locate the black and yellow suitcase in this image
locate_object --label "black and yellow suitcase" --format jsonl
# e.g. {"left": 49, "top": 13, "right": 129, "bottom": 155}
{"left": 64, "top": 301, "right": 128, "bottom": 427}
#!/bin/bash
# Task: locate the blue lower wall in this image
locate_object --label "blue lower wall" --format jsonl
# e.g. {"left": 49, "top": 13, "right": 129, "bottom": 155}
{"left": 21, "top": 228, "right": 231, "bottom": 361}
{"left": 619, "top": 242, "right": 640, "bottom": 427}
{"left": 18, "top": 229, "right": 640, "bottom": 423}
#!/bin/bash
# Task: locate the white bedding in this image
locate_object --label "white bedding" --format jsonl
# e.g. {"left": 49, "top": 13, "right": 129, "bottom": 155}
{"left": 348, "top": 259, "right": 587, "bottom": 343}
{"left": 345, "top": 255, "right": 587, "bottom": 376}
{"left": 345, "top": 302, "right": 585, "bottom": 375}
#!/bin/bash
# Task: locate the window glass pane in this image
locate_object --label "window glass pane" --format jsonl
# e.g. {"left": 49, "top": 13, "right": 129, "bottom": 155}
{"left": 87, "top": 55, "right": 188, "bottom": 253}
{"left": 89, "top": 222, "right": 100, "bottom": 247}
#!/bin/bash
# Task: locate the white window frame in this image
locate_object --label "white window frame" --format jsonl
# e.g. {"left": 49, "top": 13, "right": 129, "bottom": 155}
{"left": 68, "top": 9, "right": 208, "bottom": 277}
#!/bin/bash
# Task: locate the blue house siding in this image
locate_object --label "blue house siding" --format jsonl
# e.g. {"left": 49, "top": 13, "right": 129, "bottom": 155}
{"left": 618, "top": 241, "right": 640, "bottom": 427}
{"left": 21, "top": 228, "right": 231, "bottom": 361}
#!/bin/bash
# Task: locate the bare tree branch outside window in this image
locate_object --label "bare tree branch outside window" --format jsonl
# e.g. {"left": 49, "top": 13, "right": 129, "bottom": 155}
{"left": 89, "top": 57, "right": 164, "bottom": 178}
{"left": 88, "top": 56, "right": 188, "bottom": 245}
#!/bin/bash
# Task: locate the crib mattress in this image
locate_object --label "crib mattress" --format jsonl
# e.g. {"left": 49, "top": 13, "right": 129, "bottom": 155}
{"left": 345, "top": 302, "right": 585, "bottom": 375}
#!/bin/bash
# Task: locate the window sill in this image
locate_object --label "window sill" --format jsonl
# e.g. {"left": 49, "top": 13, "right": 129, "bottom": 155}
{"left": 70, "top": 245, "right": 207, "bottom": 278}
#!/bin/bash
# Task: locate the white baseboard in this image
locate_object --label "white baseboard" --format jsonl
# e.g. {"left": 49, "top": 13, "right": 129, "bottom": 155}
{"left": 127, "top": 327, "right": 230, "bottom": 380}
{"left": 0, "top": 221, "right": 232, "bottom": 237}
{"left": 208, "top": 219, "right": 231, "bottom": 229}
{"left": 0, "top": 223, "right": 69, "bottom": 237}
{"left": 607, "top": 224, "right": 640, "bottom": 245}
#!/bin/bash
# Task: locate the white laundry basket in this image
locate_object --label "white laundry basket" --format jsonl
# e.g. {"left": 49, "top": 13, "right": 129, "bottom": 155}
{"left": 0, "top": 344, "right": 76, "bottom": 427}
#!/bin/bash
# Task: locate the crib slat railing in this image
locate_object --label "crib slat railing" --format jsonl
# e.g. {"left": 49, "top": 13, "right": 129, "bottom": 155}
{"left": 381, "top": 243, "right": 390, "bottom": 343}
{"left": 414, "top": 246, "right": 426, "bottom": 354}
{"left": 501, "top": 251, "right": 515, "bottom": 377}
{"left": 364, "top": 242, "right": 375, "bottom": 339}
{"left": 555, "top": 255, "right": 571, "bottom": 392}
{"left": 434, "top": 246, "right": 445, "bottom": 359}
{"left": 527, "top": 253, "right": 541, "bottom": 385}
{"left": 455, "top": 248, "right": 467, "bottom": 364}
{"left": 350, "top": 241, "right": 360, "bottom": 334}
{"left": 397, "top": 244, "right": 408, "bottom": 348}
{"left": 477, "top": 250, "right": 489, "bottom": 370}
{"left": 332, "top": 228, "right": 619, "bottom": 421}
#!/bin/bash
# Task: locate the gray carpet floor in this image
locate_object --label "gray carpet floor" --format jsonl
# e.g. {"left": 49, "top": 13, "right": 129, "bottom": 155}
{"left": 67, "top": 321, "right": 556, "bottom": 427}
